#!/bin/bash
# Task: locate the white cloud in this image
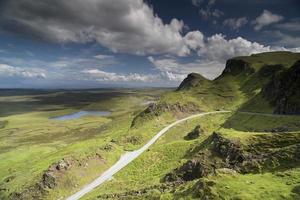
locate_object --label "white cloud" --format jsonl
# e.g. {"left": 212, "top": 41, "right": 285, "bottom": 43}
{"left": 49, "top": 56, "right": 117, "bottom": 69}
{"left": 3, "top": 0, "right": 202, "bottom": 57}
{"left": 253, "top": 10, "right": 284, "bottom": 30}
{"left": 223, "top": 17, "right": 248, "bottom": 30}
{"left": 148, "top": 34, "right": 277, "bottom": 80}
{"left": 0, "top": 64, "right": 46, "bottom": 78}
{"left": 198, "top": 34, "right": 271, "bottom": 62}
{"left": 82, "top": 68, "right": 184, "bottom": 83}
{"left": 148, "top": 56, "right": 223, "bottom": 80}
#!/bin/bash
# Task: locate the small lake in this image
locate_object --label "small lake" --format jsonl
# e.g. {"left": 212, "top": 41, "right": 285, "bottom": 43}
{"left": 52, "top": 111, "right": 111, "bottom": 121}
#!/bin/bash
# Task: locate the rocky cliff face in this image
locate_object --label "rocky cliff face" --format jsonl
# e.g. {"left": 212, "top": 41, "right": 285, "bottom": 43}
{"left": 221, "top": 59, "right": 255, "bottom": 76}
{"left": 262, "top": 60, "right": 300, "bottom": 114}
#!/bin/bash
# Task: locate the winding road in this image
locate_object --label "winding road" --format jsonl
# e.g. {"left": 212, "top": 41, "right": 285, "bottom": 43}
{"left": 66, "top": 111, "right": 230, "bottom": 200}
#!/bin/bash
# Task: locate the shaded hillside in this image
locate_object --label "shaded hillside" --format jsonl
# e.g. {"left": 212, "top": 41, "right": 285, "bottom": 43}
{"left": 262, "top": 60, "right": 300, "bottom": 114}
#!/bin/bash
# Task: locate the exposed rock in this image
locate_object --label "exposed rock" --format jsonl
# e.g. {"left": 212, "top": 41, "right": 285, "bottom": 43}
{"left": 41, "top": 172, "right": 56, "bottom": 189}
{"left": 212, "top": 132, "right": 264, "bottom": 173}
{"left": 55, "top": 159, "right": 71, "bottom": 171}
{"left": 262, "top": 60, "right": 300, "bottom": 114}
{"left": 164, "top": 150, "right": 224, "bottom": 182}
{"left": 9, "top": 154, "right": 106, "bottom": 200}
{"left": 221, "top": 59, "right": 255, "bottom": 76}
{"left": 184, "top": 125, "right": 203, "bottom": 140}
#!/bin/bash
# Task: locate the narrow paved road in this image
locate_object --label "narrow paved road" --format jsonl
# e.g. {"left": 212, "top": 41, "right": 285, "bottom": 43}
{"left": 66, "top": 111, "right": 230, "bottom": 200}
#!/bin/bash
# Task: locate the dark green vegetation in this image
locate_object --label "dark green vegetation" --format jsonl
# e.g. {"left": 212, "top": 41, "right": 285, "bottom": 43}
{"left": 1, "top": 51, "right": 300, "bottom": 200}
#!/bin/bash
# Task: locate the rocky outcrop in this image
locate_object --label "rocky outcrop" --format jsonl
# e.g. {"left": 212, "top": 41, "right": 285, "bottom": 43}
{"left": 177, "top": 73, "right": 210, "bottom": 91}
{"left": 221, "top": 59, "right": 255, "bottom": 76}
{"left": 262, "top": 60, "right": 300, "bottom": 114}
{"left": 165, "top": 131, "right": 300, "bottom": 185}
{"left": 212, "top": 132, "right": 263, "bottom": 173}
{"left": 164, "top": 147, "right": 226, "bottom": 182}
{"left": 184, "top": 125, "right": 202, "bottom": 140}
{"left": 131, "top": 102, "right": 200, "bottom": 128}
{"left": 10, "top": 154, "right": 106, "bottom": 200}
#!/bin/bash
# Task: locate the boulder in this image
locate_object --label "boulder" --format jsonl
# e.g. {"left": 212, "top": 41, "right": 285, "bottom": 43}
{"left": 184, "top": 125, "right": 202, "bottom": 140}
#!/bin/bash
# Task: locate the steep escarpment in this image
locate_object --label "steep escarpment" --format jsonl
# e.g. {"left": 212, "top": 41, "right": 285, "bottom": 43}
{"left": 262, "top": 60, "right": 300, "bottom": 114}
{"left": 221, "top": 59, "right": 254, "bottom": 76}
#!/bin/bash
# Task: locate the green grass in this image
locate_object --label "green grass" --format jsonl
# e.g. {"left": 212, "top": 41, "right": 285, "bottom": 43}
{"left": 82, "top": 111, "right": 300, "bottom": 200}
{"left": 209, "top": 168, "right": 300, "bottom": 200}
{"left": 82, "top": 114, "right": 230, "bottom": 199}
{"left": 235, "top": 51, "right": 300, "bottom": 71}
{"left": 0, "top": 88, "right": 168, "bottom": 199}
{"left": 223, "top": 112, "right": 300, "bottom": 132}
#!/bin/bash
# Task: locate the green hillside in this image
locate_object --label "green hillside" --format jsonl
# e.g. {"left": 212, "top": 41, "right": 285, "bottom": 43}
{"left": 83, "top": 51, "right": 300, "bottom": 200}
{"left": 151, "top": 51, "right": 300, "bottom": 116}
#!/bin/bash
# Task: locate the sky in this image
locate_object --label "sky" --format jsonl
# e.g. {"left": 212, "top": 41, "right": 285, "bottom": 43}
{"left": 0, "top": 0, "right": 299, "bottom": 88}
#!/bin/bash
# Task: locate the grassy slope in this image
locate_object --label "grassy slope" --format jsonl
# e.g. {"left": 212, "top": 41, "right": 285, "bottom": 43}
{"left": 81, "top": 52, "right": 300, "bottom": 199}
{"left": 235, "top": 51, "right": 300, "bottom": 71}
{"left": 0, "top": 89, "right": 170, "bottom": 199}
{"left": 83, "top": 112, "right": 300, "bottom": 200}
{"left": 83, "top": 113, "right": 231, "bottom": 199}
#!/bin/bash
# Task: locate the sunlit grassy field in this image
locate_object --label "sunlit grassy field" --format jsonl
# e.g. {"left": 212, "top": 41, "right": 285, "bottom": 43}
{"left": 83, "top": 111, "right": 300, "bottom": 200}
{"left": 0, "top": 88, "right": 170, "bottom": 199}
